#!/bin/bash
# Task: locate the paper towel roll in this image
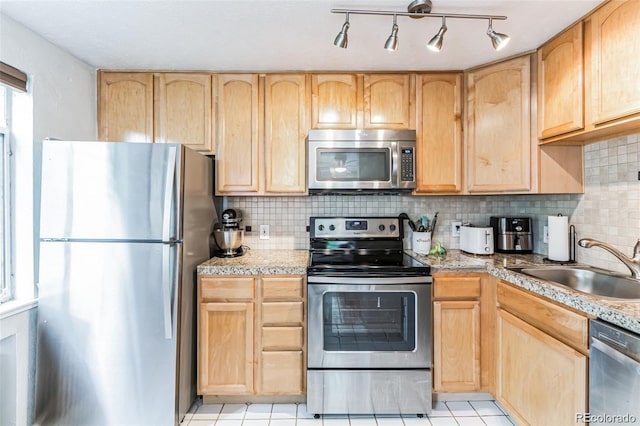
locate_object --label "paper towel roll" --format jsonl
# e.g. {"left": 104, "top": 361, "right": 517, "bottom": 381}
{"left": 548, "top": 215, "right": 569, "bottom": 261}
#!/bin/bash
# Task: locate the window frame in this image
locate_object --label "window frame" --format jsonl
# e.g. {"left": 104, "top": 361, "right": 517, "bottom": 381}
{"left": 0, "top": 84, "right": 14, "bottom": 303}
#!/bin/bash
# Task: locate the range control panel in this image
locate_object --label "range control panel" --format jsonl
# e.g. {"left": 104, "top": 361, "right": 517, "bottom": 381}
{"left": 310, "top": 217, "right": 401, "bottom": 239}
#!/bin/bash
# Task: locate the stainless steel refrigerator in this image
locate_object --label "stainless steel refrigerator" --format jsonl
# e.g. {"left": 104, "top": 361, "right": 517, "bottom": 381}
{"left": 35, "top": 140, "right": 216, "bottom": 425}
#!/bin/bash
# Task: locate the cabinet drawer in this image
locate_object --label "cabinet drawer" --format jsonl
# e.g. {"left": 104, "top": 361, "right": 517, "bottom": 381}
{"left": 497, "top": 281, "right": 589, "bottom": 353}
{"left": 262, "top": 276, "right": 303, "bottom": 300}
{"left": 200, "top": 276, "right": 255, "bottom": 301}
{"left": 262, "top": 302, "right": 304, "bottom": 325}
{"left": 262, "top": 327, "right": 303, "bottom": 350}
{"left": 434, "top": 275, "right": 482, "bottom": 299}
{"left": 260, "top": 351, "right": 304, "bottom": 394}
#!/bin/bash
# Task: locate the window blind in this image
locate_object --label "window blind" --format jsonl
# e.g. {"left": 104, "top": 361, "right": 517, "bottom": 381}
{"left": 0, "top": 62, "right": 27, "bottom": 92}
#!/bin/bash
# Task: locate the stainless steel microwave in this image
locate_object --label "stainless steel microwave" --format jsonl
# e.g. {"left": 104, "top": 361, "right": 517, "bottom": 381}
{"left": 307, "top": 129, "right": 417, "bottom": 194}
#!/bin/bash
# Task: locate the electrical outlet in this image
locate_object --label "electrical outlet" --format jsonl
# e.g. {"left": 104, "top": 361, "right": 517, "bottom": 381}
{"left": 544, "top": 225, "right": 549, "bottom": 243}
{"left": 451, "top": 221, "right": 462, "bottom": 237}
{"left": 260, "top": 224, "right": 270, "bottom": 240}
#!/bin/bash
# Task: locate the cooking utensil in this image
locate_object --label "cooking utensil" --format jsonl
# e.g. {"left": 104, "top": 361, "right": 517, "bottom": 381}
{"left": 430, "top": 212, "right": 439, "bottom": 234}
{"left": 398, "top": 212, "right": 416, "bottom": 231}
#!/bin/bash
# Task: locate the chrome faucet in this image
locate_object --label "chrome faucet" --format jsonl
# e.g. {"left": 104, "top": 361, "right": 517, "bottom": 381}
{"left": 578, "top": 238, "right": 640, "bottom": 279}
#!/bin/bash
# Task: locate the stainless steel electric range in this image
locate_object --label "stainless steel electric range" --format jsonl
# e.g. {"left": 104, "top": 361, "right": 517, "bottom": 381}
{"left": 306, "top": 216, "right": 432, "bottom": 417}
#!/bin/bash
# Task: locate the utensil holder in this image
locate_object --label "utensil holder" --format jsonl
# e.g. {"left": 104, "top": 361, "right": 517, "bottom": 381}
{"left": 412, "top": 231, "right": 432, "bottom": 255}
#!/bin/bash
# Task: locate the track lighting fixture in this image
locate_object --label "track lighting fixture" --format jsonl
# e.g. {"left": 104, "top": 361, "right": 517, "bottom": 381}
{"left": 486, "top": 18, "right": 510, "bottom": 51}
{"left": 427, "top": 16, "right": 447, "bottom": 52}
{"left": 333, "top": 12, "right": 350, "bottom": 49}
{"left": 384, "top": 15, "right": 399, "bottom": 51}
{"left": 331, "top": 1, "right": 508, "bottom": 52}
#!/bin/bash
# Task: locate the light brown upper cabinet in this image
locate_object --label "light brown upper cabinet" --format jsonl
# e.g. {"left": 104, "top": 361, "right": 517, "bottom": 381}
{"left": 155, "top": 73, "right": 214, "bottom": 153}
{"left": 98, "top": 72, "right": 154, "bottom": 143}
{"left": 311, "top": 74, "right": 362, "bottom": 129}
{"left": 364, "top": 74, "right": 415, "bottom": 129}
{"left": 263, "top": 74, "right": 309, "bottom": 194}
{"left": 311, "top": 74, "right": 414, "bottom": 129}
{"left": 98, "top": 72, "right": 215, "bottom": 153}
{"left": 539, "top": 1, "right": 640, "bottom": 144}
{"left": 590, "top": 0, "right": 640, "bottom": 125}
{"left": 537, "top": 23, "right": 584, "bottom": 139}
{"left": 216, "top": 74, "right": 309, "bottom": 196}
{"left": 215, "top": 74, "right": 261, "bottom": 194}
{"left": 415, "top": 73, "right": 463, "bottom": 194}
{"left": 466, "top": 56, "right": 532, "bottom": 193}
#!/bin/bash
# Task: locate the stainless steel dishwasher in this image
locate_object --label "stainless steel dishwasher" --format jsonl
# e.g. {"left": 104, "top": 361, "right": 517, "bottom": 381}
{"left": 589, "top": 320, "right": 640, "bottom": 425}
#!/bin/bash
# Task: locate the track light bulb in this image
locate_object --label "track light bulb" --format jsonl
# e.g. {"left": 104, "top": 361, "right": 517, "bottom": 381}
{"left": 427, "top": 17, "right": 447, "bottom": 52}
{"left": 334, "top": 14, "right": 350, "bottom": 48}
{"left": 384, "top": 15, "right": 399, "bottom": 51}
{"left": 487, "top": 18, "right": 510, "bottom": 51}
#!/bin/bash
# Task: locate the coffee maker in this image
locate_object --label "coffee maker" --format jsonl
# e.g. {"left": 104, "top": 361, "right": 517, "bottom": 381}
{"left": 210, "top": 208, "right": 246, "bottom": 257}
{"left": 490, "top": 217, "right": 533, "bottom": 254}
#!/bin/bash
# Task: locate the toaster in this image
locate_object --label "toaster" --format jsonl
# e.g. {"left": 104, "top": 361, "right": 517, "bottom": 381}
{"left": 460, "top": 225, "right": 494, "bottom": 255}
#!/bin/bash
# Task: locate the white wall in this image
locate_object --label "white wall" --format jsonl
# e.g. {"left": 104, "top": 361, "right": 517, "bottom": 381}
{"left": 0, "top": 13, "right": 97, "bottom": 425}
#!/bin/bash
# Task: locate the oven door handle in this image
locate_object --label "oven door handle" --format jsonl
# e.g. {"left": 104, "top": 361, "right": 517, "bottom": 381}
{"left": 308, "top": 276, "right": 432, "bottom": 285}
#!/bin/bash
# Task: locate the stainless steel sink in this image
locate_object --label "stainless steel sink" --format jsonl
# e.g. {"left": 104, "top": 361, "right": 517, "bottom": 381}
{"left": 507, "top": 265, "right": 640, "bottom": 300}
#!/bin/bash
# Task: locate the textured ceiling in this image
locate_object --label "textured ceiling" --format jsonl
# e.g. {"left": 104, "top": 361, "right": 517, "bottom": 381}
{"left": 0, "top": 0, "right": 603, "bottom": 71}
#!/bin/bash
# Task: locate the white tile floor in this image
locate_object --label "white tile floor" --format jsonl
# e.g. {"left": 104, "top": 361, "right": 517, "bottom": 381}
{"left": 181, "top": 400, "right": 515, "bottom": 426}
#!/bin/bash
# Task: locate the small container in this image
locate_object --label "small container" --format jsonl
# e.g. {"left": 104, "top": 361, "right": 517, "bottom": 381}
{"left": 412, "top": 231, "right": 432, "bottom": 255}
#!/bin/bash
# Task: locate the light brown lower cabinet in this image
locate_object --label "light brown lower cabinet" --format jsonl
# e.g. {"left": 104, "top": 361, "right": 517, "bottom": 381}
{"left": 496, "top": 281, "right": 588, "bottom": 426}
{"left": 197, "top": 275, "right": 306, "bottom": 397}
{"left": 432, "top": 272, "right": 495, "bottom": 393}
{"left": 433, "top": 300, "right": 481, "bottom": 391}
{"left": 199, "top": 301, "right": 254, "bottom": 394}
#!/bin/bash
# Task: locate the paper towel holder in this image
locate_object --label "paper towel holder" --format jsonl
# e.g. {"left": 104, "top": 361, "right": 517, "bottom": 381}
{"left": 543, "top": 223, "right": 577, "bottom": 265}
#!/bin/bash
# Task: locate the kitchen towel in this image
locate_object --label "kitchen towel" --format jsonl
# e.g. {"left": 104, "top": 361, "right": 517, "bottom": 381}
{"left": 548, "top": 215, "right": 570, "bottom": 262}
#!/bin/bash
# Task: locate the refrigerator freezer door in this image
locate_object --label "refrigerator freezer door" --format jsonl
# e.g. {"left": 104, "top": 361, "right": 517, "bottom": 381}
{"left": 39, "top": 141, "right": 180, "bottom": 241}
{"left": 35, "top": 240, "right": 180, "bottom": 425}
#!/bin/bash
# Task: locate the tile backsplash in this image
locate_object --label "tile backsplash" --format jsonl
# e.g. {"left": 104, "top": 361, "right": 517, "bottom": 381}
{"left": 225, "top": 133, "right": 639, "bottom": 274}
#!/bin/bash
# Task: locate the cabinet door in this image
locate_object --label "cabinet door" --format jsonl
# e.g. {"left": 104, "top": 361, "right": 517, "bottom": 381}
{"left": 364, "top": 74, "right": 415, "bottom": 129}
{"left": 466, "top": 56, "right": 532, "bottom": 193}
{"left": 538, "top": 23, "right": 584, "bottom": 138}
{"left": 590, "top": 0, "right": 640, "bottom": 124}
{"left": 264, "top": 74, "right": 309, "bottom": 193}
{"left": 415, "top": 74, "right": 463, "bottom": 193}
{"left": 311, "top": 74, "right": 362, "bottom": 129}
{"left": 198, "top": 302, "right": 254, "bottom": 394}
{"left": 216, "top": 74, "right": 261, "bottom": 193}
{"left": 155, "top": 73, "right": 214, "bottom": 154}
{"left": 433, "top": 300, "right": 481, "bottom": 392}
{"left": 98, "top": 72, "right": 153, "bottom": 142}
{"left": 497, "top": 309, "right": 587, "bottom": 426}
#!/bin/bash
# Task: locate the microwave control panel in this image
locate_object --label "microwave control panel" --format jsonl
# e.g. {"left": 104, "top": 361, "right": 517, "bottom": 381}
{"left": 400, "top": 148, "right": 415, "bottom": 182}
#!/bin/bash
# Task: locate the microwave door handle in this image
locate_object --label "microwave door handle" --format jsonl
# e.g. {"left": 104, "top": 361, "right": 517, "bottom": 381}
{"left": 392, "top": 142, "right": 398, "bottom": 185}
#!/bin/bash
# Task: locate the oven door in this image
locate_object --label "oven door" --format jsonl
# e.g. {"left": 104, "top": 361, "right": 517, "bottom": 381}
{"left": 307, "top": 276, "right": 431, "bottom": 369}
{"left": 308, "top": 141, "right": 396, "bottom": 191}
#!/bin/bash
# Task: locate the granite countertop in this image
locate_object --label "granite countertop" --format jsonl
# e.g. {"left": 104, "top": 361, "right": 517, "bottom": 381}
{"left": 197, "top": 249, "right": 308, "bottom": 275}
{"left": 409, "top": 249, "right": 640, "bottom": 335}
{"left": 406, "top": 249, "right": 549, "bottom": 271}
{"left": 196, "top": 248, "right": 640, "bottom": 334}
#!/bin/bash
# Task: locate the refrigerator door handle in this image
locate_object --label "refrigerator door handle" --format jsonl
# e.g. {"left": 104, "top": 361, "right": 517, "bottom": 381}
{"left": 162, "top": 242, "right": 174, "bottom": 340}
{"left": 162, "top": 147, "right": 178, "bottom": 242}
